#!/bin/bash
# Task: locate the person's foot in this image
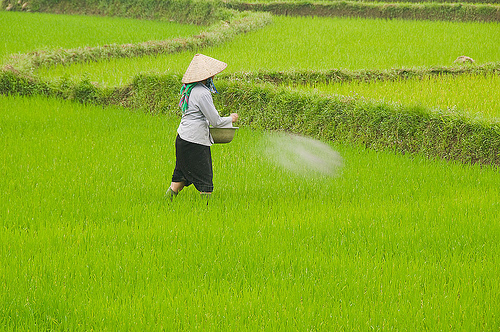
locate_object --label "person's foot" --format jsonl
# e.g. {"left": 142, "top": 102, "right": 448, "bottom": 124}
{"left": 200, "top": 192, "right": 211, "bottom": 205}
{"left": 165, "top": 187, "right": 178, "bottom": 202}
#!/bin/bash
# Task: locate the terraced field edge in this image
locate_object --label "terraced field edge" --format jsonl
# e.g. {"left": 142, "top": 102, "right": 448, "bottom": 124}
{"left": 226, "top": 1, "right": 500, "bottom": 22}
{"left": 2, "top": 71, "right": 499, "bottom": 166}
{"left": 1, "top": 0, "right": 232, "bottom": 25}
{"left": 2, "top": 11, "right": 272, "bottom": 72}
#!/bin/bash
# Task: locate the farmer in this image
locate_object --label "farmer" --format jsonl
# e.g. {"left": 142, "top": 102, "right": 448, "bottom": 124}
{"left": 166, "top": 54, "right": 238, "bottom": 201}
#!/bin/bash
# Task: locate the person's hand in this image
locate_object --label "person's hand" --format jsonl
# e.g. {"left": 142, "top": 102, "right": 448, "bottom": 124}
{"left": 230, "top": 113, "right": 239, "bottom": 123}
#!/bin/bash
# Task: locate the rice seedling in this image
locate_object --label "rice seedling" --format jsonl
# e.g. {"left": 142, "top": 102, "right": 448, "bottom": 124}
{"left": 1, "top": 95, "right": 499, "bottom": 330}
{"left": 294, "top": 73, "right": 500, "bottom": 121}
{"left": 35, "top": 16, "right": 500, "bottom": 85}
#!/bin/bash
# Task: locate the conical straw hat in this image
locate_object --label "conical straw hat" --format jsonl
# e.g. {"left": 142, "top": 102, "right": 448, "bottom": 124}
{"left": 181, "top": 54, "right": 227, "bottom": 84}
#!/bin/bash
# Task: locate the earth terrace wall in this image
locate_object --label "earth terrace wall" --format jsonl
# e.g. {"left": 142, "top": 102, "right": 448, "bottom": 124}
{"left": 6, "top": 0, "right": 499, "bottom": 22}
{"left": 324, "top": 0, "right": 499, "bottom": 3}
{"left": 2, "top": 71, "right": 499, "bottom": 166}
{"left": 226, "top": 1, "right": 500, "bottom": 22}
{"left": 1, "top": 0, "right": 232, "bottom": 25}
{"left": 221, "top": 63, "right": 500, "bottom": 85}
{"left": 229, "top": 0, "right": 500, "bottom": 3}
{"left": 134, "top": 75, "right": 500, "bottom": 166}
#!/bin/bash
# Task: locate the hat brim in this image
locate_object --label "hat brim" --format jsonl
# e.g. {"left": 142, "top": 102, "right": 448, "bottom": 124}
{"left": 181, "top": 54, "right": 227, "bottom": 84}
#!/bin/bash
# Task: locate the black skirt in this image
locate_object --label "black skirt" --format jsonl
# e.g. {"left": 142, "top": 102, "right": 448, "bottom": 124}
{"left": 171, "top": 135, "right": 213, "bottom": 192}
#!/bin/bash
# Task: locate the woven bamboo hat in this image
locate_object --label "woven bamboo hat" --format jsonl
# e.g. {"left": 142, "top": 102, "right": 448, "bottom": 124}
{"left": 181, "top": 54, "right": 227, "bottom": 84}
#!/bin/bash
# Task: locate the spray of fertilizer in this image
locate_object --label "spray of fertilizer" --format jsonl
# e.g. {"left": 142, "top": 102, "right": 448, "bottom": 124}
{"left": 263, "top": 132, "right": 343, "bottom": 177}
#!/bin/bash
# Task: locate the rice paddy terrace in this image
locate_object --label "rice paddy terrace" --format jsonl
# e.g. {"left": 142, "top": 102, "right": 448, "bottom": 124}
{"left": 1, "top": 0, "right": 499, "bottom": 329}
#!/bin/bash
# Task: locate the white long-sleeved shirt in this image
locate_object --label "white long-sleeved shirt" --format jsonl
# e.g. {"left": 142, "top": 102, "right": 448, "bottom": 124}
{"left": 177, "top": 83, "right": 233, "bottom": 146}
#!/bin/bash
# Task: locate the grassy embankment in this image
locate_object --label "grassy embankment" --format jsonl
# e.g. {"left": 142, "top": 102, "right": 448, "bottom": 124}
{"left": 226, "top": 0, "right": 500, "bottom": 21}
{"left": 2, "top": 13, "right": 500, "bottom": 165}
{"left": 30, "top": 14, "right": 500, "bottom": 124}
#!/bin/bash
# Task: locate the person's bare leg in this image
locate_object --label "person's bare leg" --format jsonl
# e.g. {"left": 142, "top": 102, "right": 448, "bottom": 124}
{"left": 166, "top": 181, "right": 185, "bottom": 201}
{"left": 170, "top": 181, "right": 185, "bottom": 193}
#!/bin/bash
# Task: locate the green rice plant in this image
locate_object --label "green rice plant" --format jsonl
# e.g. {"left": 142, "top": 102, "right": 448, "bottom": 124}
{"left": 1, "top": 95, "right": 499, "bottom": 330}
{"left": 35, "top": 16, "right": 500, "bottom": 86}
{"left": 293, "top": 73, "right": 500, "bottom": 121}
{"left": 0, "top": 11, "right": 201, "bottom": 61}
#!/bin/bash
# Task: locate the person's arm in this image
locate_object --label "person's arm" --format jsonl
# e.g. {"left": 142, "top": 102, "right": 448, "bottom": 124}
{"left": 198, "top": 93, "right": 235, "bottom": 128}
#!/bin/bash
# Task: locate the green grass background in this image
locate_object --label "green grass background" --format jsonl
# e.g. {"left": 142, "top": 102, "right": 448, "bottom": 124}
{"left": 1, "top": 95, "right": 499, "bottom": 329}
{"left": 1, "top": 9, "right": 500, "bottom": 330}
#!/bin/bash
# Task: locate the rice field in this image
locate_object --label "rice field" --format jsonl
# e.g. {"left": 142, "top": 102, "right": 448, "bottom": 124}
{"left": 1, "top": 95, "right": 499, "bottom": 330}
{"left": 7, "top": 12, "right": 499, "bottom": 120}
{"left": 2, "top": 9, "right": 500, "bottom": 330}
{"left": 0, "top": 11, "right": 201, "bottom": 58}
{"left": 34, "top": 16, "right": 500, "bottom": 86}
{"left": 30, "top": 15, "right": 500, "bottom": 120}
{"left": 294, "top": 73, "right": 500, "bottom": 121}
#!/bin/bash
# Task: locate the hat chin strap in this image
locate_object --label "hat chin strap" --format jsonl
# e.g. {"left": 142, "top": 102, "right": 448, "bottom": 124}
{"left": 205, "top": 77, "right": 218, "bottom": 94}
